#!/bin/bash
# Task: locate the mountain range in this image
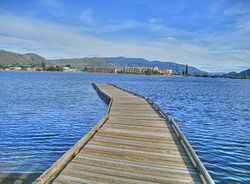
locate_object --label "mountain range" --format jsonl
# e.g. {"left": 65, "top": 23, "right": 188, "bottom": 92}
{"left": 223, "top": 69, "right": 250, "bottom": 79}
{"left": 49, "top": 57, "right": 204, "bottom": 75}
{"left": 0, "top": 50, "right": 46, "bottom": 65}
{"left": 0, "top": 50, "right": 204, "bottom": 75}
{"left": 1, "top": 49, "right": 249, "bottom": 78}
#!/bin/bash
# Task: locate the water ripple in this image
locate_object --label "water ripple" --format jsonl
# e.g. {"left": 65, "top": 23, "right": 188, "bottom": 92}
{"left": 0, "top": 72, "right": 249, "bottom": 184}
{"left": 0, "top": 72, "right": 106, "bottom": 174}
{"left": 114, "top": 76, "right": 250, "bottom": 184}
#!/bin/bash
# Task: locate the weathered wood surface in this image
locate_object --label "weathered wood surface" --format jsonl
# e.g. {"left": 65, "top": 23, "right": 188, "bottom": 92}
{"left": 34, "top": 84, "right": 212, "bottom": 184}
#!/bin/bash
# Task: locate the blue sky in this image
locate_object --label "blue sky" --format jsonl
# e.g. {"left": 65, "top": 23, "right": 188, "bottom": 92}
{"left": 0, "top": 0, "right": 250, "bottom": 72}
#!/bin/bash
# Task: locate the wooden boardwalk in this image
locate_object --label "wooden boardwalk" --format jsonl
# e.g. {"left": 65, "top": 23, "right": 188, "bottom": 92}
{"left": 34, "top": 84, "right": 214, "bottom": 184}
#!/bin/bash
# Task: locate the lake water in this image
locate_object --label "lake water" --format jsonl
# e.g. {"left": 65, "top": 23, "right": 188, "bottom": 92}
{"left": 0, "top": 72, "right": 250, "bottom": 183}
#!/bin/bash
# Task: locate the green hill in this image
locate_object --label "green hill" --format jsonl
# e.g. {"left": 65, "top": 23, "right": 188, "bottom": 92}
{"left": 49, "top": 57, "right": 205, "bottom": 75}
{"left": 224, "top": 69, "right": 250, "bottom": 79}
{"left": 0, "top": 50, "right": 47, "bottom": 66}
{"left": 0, "top": 49, "right": 206, "bottom": 75}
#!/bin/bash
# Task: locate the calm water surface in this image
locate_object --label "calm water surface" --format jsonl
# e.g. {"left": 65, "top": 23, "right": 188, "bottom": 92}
{"left": 0, "top": 72, "right": 250, "bottom": 184}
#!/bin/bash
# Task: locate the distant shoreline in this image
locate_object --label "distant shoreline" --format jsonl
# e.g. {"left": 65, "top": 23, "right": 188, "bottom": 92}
{"left": 1, "top": 49, "right": 250, "bottom": 79}
{"left": 1, "top": 70, "right": 250, "bottom": 80}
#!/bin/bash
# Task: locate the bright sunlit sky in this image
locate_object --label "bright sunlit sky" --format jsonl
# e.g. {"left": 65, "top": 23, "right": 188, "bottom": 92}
{"left": 0, "top": 0, "right": 250, "bottom": 72}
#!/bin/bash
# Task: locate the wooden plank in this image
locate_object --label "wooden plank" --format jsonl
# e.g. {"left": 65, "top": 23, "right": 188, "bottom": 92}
{"left": 99, "top": 127, "right": 175, "bottom": 139}
{"left": 62, "top": 162, "right": 200, "bottom": 184}
{"left": 88, "top": 139, "right": 185, "bottom": 156}
{"left": 77, "top": 154, "right": 197, "bottom": 174}
{"left": 72, "top": 156, "right": 198, "bottom": 178}
{"left": 103, "top": 123, "right": 172, "bottom": 133}
{"left": 108, "top": 116, "right": 164, "bottom": 121}
{"left": 90, "top": 136, "right": 183, "bottom": 151}
{"left": 107, "top": 120, "right": 168, "bottom": 128}
{"left": 84, "top": 144, "right": 189, "bottom": 160}
{"left": 78, "top": 147, "right": 191, "bottom": 168}
{"left": 110, "top": 114, "right": 161, "bottom": 118}
{"left": 94, "top": 131, "right": 178, "bottom": 144}
{"left": 33, "top": 84, "right": 211, "bottom": 184}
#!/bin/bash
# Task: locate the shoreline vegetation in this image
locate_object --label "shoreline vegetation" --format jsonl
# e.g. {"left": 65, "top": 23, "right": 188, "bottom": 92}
{"left": 0, "top": 49, "right": 205, "bottom": 77}
{"left": 0, "top": 49, "right": 249, "bottom": 79}
{"left": 0, "top": 63, "right": 183, "bottom": 76}
{"left": 1, "top": 63, "right": 250, "bottom": 79}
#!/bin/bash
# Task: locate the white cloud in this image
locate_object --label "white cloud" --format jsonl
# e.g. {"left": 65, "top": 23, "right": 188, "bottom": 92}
{"left": 0, "top": 13, "right": 250, "bottom": 72}
{"left": 80, "top": 9, "right": 96, "bottom": 26}
{"left": 37, "top": 0, "right": 65, "bottom": 18}
{"left": 39, "top": 0, "right": 62, "bottom": 9}
{"left": 223, "top": 2, "right": 250, "bottom": 16}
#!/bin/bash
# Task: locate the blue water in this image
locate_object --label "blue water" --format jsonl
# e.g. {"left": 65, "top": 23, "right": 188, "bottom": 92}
{"left": 0, "top": 72, "right": 250, "bottom": 184}
{"left": 0, "top": 72, "right": 106, "bottom": 173}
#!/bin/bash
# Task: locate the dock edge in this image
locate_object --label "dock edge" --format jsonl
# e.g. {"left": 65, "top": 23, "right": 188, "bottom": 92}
{"left": 109, "top": 83, "right": 214, "bottom": 184}
{"left": 33, "top": 83, "right": 113, "bottom": 184}
{"left": 33, "top": 83, "right": 215, "bottom": 184}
